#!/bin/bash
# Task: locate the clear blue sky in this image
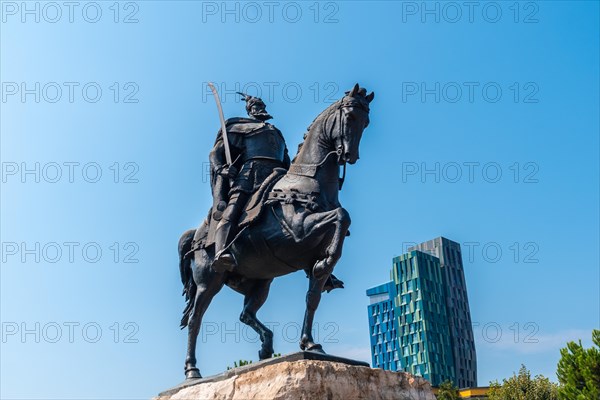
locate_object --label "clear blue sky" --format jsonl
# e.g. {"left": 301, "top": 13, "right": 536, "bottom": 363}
{"left": 1, "top": 1, "right": 598, "bottom": 398}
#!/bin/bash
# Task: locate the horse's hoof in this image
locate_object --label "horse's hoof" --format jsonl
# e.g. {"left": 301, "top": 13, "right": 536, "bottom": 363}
{"left": 305, "top": 343, "right": 325, "bottom": 354}
{"left": 185, "top": 368, "right": 202, "bottom": 379}
{"left": 258, "top": 348, "right": 274, "bottom": 360}
{"left": 323, "top": 274, "right": 345, "bottom": 293}
{"left": 300, "top": 338, "right": 325, "bottom": 354}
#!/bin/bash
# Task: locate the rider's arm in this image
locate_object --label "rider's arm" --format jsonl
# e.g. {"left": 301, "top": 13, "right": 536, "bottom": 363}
{"left": 209, "top": 135, "right": 227, "bottom": 173}
{"left": 282, "top": 146, "right": 291, "bottom": 170}
{"left": 210, "top": 131, "right": 241, "bottom": 178}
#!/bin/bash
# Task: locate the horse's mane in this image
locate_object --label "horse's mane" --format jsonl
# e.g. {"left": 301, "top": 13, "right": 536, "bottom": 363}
{"left": 292, "top": 99, "right": 342, "bottom": 163}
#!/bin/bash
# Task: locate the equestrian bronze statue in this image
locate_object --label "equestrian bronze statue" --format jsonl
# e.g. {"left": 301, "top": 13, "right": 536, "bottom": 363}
{"left": 178, "top": 83, "right": 374, "bottom": 379}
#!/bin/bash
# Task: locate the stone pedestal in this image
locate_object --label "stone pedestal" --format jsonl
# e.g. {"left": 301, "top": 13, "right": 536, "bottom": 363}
{"left": 156, "top": 352, "right": 435, "bottom": 400}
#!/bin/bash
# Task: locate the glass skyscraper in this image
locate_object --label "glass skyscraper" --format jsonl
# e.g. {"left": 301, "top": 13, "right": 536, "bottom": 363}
{"left": 409, "top": 237, "right": 478, "bottom": 388}
{"left": 366, "top": 281, "right": 398, "bottom": 370}
{"left": 366, "top": 237, "right": 477, "bottom": 388}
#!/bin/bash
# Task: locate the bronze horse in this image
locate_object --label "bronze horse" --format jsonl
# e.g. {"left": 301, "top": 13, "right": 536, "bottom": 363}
{"left": 178, "top": 84, "right": 374, "bottom": 379}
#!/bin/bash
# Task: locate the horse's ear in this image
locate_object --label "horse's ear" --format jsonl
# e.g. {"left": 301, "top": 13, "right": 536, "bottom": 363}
{"left": 366, "top": 91, "right": 375, "bottom": 103}
{"left": 349, "top": 83, "right": 359, "bottom": 97}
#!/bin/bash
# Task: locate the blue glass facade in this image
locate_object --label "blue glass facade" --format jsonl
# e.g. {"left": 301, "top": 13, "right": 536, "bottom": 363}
{"left": 366, "top": 282, "right": 398, "bottom": 370}
{"left": 409, "top": 237, "right": 478, "bottom": 388}
{"left": 366, "top": 238, "right": 477, "bottom": 388}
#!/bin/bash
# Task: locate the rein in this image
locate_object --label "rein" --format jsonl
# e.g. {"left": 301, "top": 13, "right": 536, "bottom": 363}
{"left": 288, "top": 148, "right": 340, "bottom": 176}
{"left": 287, "top": 104, "right": 348, "bottom": 190}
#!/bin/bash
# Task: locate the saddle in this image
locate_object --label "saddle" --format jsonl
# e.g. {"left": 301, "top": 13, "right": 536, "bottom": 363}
{"left": 238, "top": 167, "right": 287, "bottom": 229}
{"left": 201, "top": 168, "right": 286, "bottom": 250}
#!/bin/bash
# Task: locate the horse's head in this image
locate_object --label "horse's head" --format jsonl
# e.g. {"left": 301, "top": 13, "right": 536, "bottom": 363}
{"left": 335, "top": 83, "right": 374, "bottom": 165}
{"left": 292, "top": 84, "right": 374, "bottom": 168}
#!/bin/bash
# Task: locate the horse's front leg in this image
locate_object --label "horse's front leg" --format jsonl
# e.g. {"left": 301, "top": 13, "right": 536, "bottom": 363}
{"left": 299, "top": 207, "right": 351, "bottom": 352}
{"left": 312, "top": 207, "right": 351, "bottom": 279}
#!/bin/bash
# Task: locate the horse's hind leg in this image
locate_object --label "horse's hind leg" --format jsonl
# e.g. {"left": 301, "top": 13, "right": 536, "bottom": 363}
{"left": 185, "top": 257, "right": 225, "bottom": 379}
{"left": 300, "top": 273, "right": 329, "bottom": 352}
{"left": 239, "top": 278, "right": 275, "bottom": 360}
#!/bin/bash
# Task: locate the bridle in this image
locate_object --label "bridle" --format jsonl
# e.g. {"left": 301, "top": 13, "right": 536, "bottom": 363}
{"left": 288, "top": 98, "right": 369, "bottom": 191}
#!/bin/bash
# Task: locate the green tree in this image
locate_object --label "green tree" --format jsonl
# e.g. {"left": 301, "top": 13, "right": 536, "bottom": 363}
{"left": 226, "top": 359, "right": 253, "bottom": 370}
{"left": 557, "top": 329, "right": 600, "bottom": 400}
{"left": 488, "top": 364, "right": 559, "bottom": 400}
{"left": 436, "top": 380, "right": 460, "bottom": 400}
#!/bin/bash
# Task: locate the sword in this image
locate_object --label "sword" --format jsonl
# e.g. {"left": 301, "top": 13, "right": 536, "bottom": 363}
{"left": 207, "top": 82, "right": 232, "bottom": 165}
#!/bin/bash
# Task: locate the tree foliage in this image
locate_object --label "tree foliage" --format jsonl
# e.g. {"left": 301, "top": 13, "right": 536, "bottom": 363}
{"left": 556, "top": 329, "right": 600, "bottom": 400}
{"left": 488, "top": 364, "right": 559, "bottom": 400}
{"left": 436, "top": 380, "right": 460, "bottom": 400}
{"left": 226, "top": 359, "right": 253, "bottom": 370}
{"left": 226, "top": 354, "right": 281, "bottom": 370}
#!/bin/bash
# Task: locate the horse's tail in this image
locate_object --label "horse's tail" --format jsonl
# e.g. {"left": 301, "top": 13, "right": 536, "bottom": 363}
{"left": 179, "top": 229, "right": 197, "bottom": 329}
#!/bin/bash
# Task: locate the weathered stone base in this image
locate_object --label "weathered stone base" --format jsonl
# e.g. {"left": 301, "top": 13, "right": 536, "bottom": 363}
{"left": 156, "top": 358, "right": 435, "bottom": 400}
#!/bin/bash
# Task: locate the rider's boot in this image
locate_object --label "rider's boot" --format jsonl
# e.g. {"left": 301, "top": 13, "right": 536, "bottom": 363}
{"left": 212, "top": 220, "right": 238, "bottom": 273}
